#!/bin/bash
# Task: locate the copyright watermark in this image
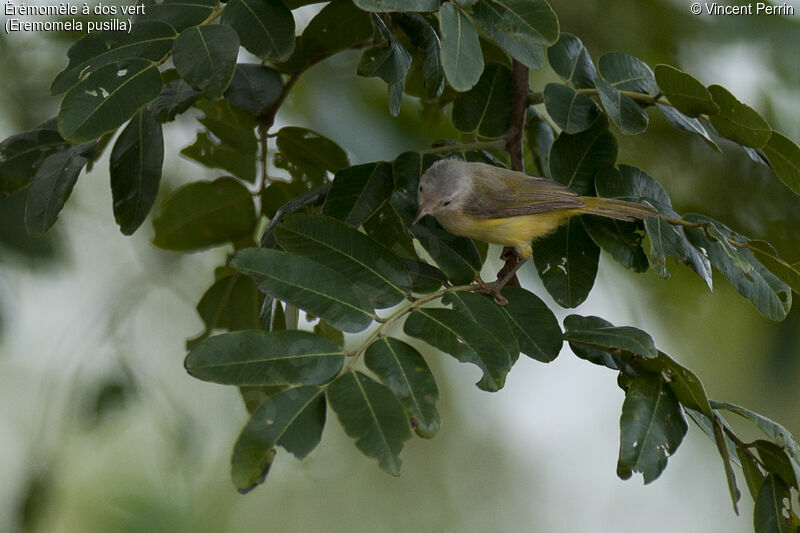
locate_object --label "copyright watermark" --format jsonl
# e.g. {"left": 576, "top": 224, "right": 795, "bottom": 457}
{"left": 690, "top": 2, "right": 796, "bottom": 16}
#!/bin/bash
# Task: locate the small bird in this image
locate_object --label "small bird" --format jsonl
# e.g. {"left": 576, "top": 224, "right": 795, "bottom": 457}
{"left": 412, "top": 159, "right": 658, "bottom": 303}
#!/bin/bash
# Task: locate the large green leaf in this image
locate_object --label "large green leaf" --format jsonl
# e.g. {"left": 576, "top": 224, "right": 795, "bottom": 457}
{"left": 224, "top": 64, "right": 283, "bottom": 117}
{"left": 683, "top": 214, "right": 791, "bottom": 321}
{"left": 762, "top": 131, "right": 800, "bottom": 195}
{"left": 187, "top": 268, "right": 263, "bottom": 349}
{"left": 755, "top": 440, "right": 799, "bottom": 489}
{"left": 639, "top": 351, "right": 713, "bottom": 417}
{"left": 276, "top": 0, "right": 374, "bottom": 73}
{"left": 471, "top": 0, "right": 553, "bottom": 69}
{"left": 549, "top": 115, "right": 617, "bottom": 194}
{"left": 404, "top": 259, "right": 447, "bottom": 293}
{"left": 543, "top": 83, "right": 600, "bottom": 134}
{"left": 404, "top": 307, "right": 513, "bottom": 392}
{"left": 562, "top": 313, "right": 657, "bottom": 358}
{"left": 50, "top": 22, "right": 176, "bottom": 95}
{"left": 439, "top": 2, "right": 483, "bottom": 92}
{"left": 452, "top": 63, "right": 513, "bottom": 138}
{"left": 656, "top": 103, "right": 720, "bottom": 151}
{"left": 653, "top": 64, "right": 718, "bottom": 118}
{"left": 547, "top": 32, "right": 596, "bottom": 89}
{"left": 260, "top": 185, "right": 329, "bottom": 249}
{"left": 221, "top": 0, "right": 294, "bottom": 60}
{"left": 232, "top": 248, "right": 376, "bottom": 332}
{"left": 444, "top": 291, "right": 519, "bottom": 358}
{"left": 151, "top": 177, "right": 256, "bottom": 251}
{"left": 24, "top": 144, "right": 95, "bottom": 235}
{"left": 137, "top": 0, "right": 217, "bottom": 32}
{"left": 109, "top": 108, "right": 164, "bottom": 235}
{"left": 711, "top": 401, "right": 800, "bottom": 467}
{"left": 275, "top": 214, "right": 411, "bottom": 308}
{"left": 597, "top": 52, "right": 657, "bottom": 94}
{"left": 322, "top": 162, "right": 394, "bottom": 227}
{"left": 596, "top": 78, "right": 649, "bottom": 135}
{"left": 173, "top": 25, "right": 239, "bottom": 100}
{"left": 0, "top": 122, "right": 67, "bottom": 196}
{"left": 496, "top": 287, "right": 562, "bottom": 362}
{"left": 748, "top": 241, "right": 800, "bottom": 296}
{"left": 533, "top": 217, "right": 600, "bottom": 308}
{"left": 274, "top": 127, "right": 349, "bottom": 188}
{"left": 393, "top": 13, "right": 444, "bottom": 99}
{"left": 707, "top": 85, "right": 771, "bottom": 149}
{"left": 327, "top": 371, "right": 412, "bottom": 475}
{"left": 583, "top": 215, "right": 648, "bottom": 273}
{"left": 617, "top": 373, "right": 688, "bottom": 484}
{"left": 185, "top": 330, "right": 345, "bottom": 385}
{"left": 362, "top": 200, "right": 418, "bottom": 260}
{"left": 58, "top": 59, "right": 162, "bottom": 143}
{"left": 231, "top": 386, "right": 326, "bottom": 493}
{"left": 365, "top": 337, "right": 440, "bottom": 438}
{"left": 353, "top": 0, "right": 437, "bottom": 11}
{"left": 149, "top": 78, "right": 201, "bottom": 122}
{"left": 753, "top": 474, "right": 794, "bottom": 533}
{"left": 357, "top": 16, "right": 412, "bottom": 117}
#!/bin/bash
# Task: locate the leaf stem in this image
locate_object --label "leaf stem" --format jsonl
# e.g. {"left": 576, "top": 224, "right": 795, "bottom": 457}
{"left": 343, "top": 283, "right": 478, "bottom": 372}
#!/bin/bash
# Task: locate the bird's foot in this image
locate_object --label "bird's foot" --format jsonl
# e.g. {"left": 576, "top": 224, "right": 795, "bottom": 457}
{"left": 475, "top": 277, "right": 509, "bottom": 306}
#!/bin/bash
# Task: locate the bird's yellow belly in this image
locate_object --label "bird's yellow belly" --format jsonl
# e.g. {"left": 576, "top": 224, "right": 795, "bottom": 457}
{"left": 434, "top": 211, "right": 574, "bottom": 259}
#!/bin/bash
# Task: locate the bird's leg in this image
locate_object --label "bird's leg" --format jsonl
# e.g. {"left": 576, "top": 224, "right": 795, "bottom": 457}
{"left": 476, "top": 247, "right": 528, "bottom": 305}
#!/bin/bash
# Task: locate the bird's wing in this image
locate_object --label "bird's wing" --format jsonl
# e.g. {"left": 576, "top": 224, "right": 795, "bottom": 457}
{"left": 462, "top": 164, "right": 585, "bottom": 219}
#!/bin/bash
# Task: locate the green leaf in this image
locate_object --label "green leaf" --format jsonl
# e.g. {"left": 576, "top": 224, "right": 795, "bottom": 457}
{"left": 549, "top": 115, "right": 617, "bottom": 194}
{"left": 712, "top": 416, "right": 741, "bottom": 514}
{"left": 452, "top": 63, "right": 513, "bottom": 138}
{"left": 353, "top": 0, "right": 437, "bottom": 11}
{"left": 711, "top": 401, "right": 800, "bottom": 468}
{"left": 564, "top": 315, "right": 634, "bottom": 372}
{"left": 583, "top": 215, "right": 648, "bottom": 273}
{"left": 275, "top": 214, "right": 411, "bottom": 308}
{"left": 187, "top": 269, "right": 263, "bottom": 349}
{"left": 471, "top": 0, "right": 553, "bottom": 70}
{"left": 232, "top": 248, "right": 376, "bottom": 332}
{"left": 684, "top": 214, "right": 791, "bottom": 321}
{"left": 739, "top": 446, "right": 767, "bottom": 500}
{"left": 180, "top": 99, "right": 258, "bottom": 182}
{"left": 24, "top": 144, "right": 94, "bottom": 235}
{"left": 763, "top": 131, "right": 800, "bottom": 195}
{"left": 597, "top": 52, "right": 657, "bottom": 94}
{"left": 748, "top": 241, "right": 800, "bottom": 296}
{"left": 322, "top": 162, "right": 394, "bottom": 227}
{"left": 173, "top": 25, "right": 239, "bottom": 100}
{"left": 152, "top": 177, "right": 256, "bottom": 251}
{"left": 260, "top": 181, "right": 305, "bottom": 219}
{"left": 224, "top": 64, "right": 283, "bottom": 116}
{"left": 754, "top": 474, "right": 794, "bottom": 533}
{"left": 221, "top": 0, "right": 294, "bottom": 60}
{"left": 707, "top": 85, "right": 771, "bottom": 149}
{"left": 313, "top": 320, "right": 344, "bottom": 347}
{"left": 149, "top": 78, "right": 201, "bottom": 122}
{"left": 357, "top": 18, "right": 412, "bottom": 117}
{"left": 444, "top": 291, "right": 519, "bottom": 358}
{"left": 0, "top": 122, "right": 67, "bottom": 196}
{"left": 404, "top": 307, "right": 513, "bottom": 392}
{"left": 274, "top": 127, "right": 349, "bottom": 188}
{"left": 404, "top": 259, "right": 447, "bottom": 293}
{"left": 276, "top": 0, "right": 373, "bottom": 73}
{"left": 533, "top": 217, "right": 600, "bottom": 308}
{"left": 362, "top": 200, "right": 417, "bottom": 260}
{"left": 617, "top": 373, "right": 688, "bottom": 484}
{"left": 393, "top": 13, "right": 444, "bottom": 99}
{"left": 755, "top": 440, "right": 799, "bottom": 489}
{"left": 327, "top": 371, "right": 412, "bottom": 475}
{"left": 543, "top": 83, "right": 600, "bottom": 134}
{"left": 109, "top": 108, "right": 163, "bottom": 235}
{"left": 471, "top": 0, "right": 558, "bottom": 46}
{"left": 232, "top": 386, "right": 325, "bottom": 493}
{"left": 653, "top": 64, "right": 718, "bottom": 118}
{"left": 185, "top": 330, "right": 345, "bottom": 385}
{"left": 50, "top": 22, "right": 176, "bottom": 95}
{"left": 596, "top": 78, "right": 648, "bottom": 135}
{"left": 547, "top": 32, "right": 596, "bottom": 89}
{"left": 656, "top": 103, "right": 720, "bottom": 151}
{"left": 525, "top": 109, "right": 555, "bottom": 178}
{"left": 260, "top": 185, "right": 329, "bottom": 249}
{"left": 562, "top": 314, "right": 657, "bottom": 358}
{"left": 365, "top": 337, "right": 440, "bottom": 438}
{"left": 137, "top": 0, "right": 217, "bottom": 32}
{"left": 495, "top": 287, "right": 562, "bottom": 362}
{"left": 58, "top": 59, "right": 162, "bottom": 143}
{"left": 439, "top": 2, "right": 483, "bottom": 92}
{"left": 639, "top": 352, "right": 713, "bottom": 417}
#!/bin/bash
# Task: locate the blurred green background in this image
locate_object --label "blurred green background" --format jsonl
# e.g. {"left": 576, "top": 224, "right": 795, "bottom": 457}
{"left": 1, "top": 1, "right": 799, "bottom": 531}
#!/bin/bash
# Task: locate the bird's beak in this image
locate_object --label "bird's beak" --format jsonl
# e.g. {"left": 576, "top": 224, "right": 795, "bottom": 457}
{"left": 411, "top": 208, "right": 427, "bottom": 225}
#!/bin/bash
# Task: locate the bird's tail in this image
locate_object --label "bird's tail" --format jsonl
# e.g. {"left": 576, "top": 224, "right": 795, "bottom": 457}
{"left": 578, "top": 196, "right": 659, "bottom": 222}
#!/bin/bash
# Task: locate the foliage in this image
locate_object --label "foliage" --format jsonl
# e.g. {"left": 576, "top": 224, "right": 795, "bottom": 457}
{"left": 2, "top": 1, "right": 800, "bottom": 531}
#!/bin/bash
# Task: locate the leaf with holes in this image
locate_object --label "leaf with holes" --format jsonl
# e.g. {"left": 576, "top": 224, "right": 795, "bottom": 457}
{"left": 221, "top": 0, "right": 295, "bottom": 61}
{"left": 173, "top": 25, "right": 239, "bottom": 100}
